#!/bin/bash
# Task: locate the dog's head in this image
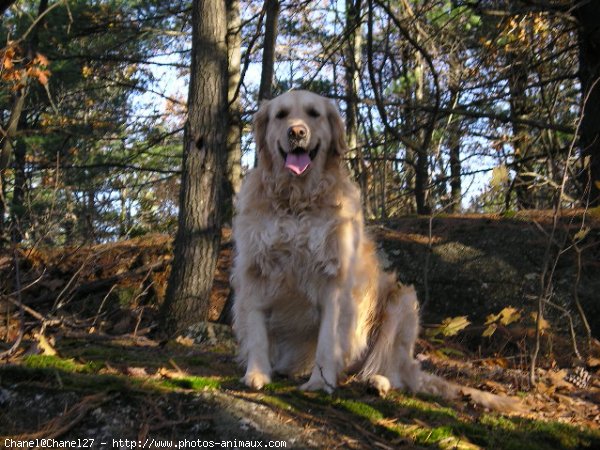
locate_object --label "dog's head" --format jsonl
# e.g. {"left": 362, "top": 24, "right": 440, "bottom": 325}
{"left": 254, "top": 90, "right": 347, "bottom": 179}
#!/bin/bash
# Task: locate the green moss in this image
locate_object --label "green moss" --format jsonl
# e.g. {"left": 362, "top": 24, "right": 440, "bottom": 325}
{"left": 22, "top": 354, "right": 102, "bottom": 374}
{"left": 335, "top": 399, "right": 384, "bottom": 421}
{"left": 1, "top": 364, "right": 140, "bottom": 393}
{"left": 262, "top": 380, "right": 295, "bottom": 392}
{"left": 260, "top": 394, "right": 296, "bottom": 412}
{"left": 479, "top": 414, "right": 517, "bottom": 431}
{"left": 394, "top": 393, "right": 459, "bottom": 421}
{"left": 413, "top": 425, "right": 466, "bottom": 446}
{"left": 159, "top": 376, "right": 221, "bottom": 391}
{"left": 59, "top": 342, "right": 168, "bottom": 367}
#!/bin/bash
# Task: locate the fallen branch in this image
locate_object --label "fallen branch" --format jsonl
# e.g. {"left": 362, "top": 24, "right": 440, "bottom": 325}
{"left": 32, "top": 259, "right": 169, "bottom": 306}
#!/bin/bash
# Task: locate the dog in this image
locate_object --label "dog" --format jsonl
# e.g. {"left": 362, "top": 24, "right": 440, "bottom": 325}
{"left": 231, "top": 90, "right": 521, "bottom": 412}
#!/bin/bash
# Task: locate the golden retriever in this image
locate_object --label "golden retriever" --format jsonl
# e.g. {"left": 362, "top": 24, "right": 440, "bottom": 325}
{"left": 231, "top": 90, "right": 520, "bottom": 411}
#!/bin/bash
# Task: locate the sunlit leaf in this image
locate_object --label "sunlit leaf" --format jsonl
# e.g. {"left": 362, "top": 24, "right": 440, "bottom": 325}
{"left": 491, "top": 164, "right": 509, "bottom": 188}
{"left": 530, "top": 312, "right": 550, "bottom": 333}
{"left": 499, "top": 306, "right": 521, "bottom": 325}
{"left": 427, "top": 316, "right": 471, "bottom": 338}
{"left": 573, "top": 227, "right": 590, "bottom": 242}
{"left": 482, "top": 323, "right": 497, "bottom": 338}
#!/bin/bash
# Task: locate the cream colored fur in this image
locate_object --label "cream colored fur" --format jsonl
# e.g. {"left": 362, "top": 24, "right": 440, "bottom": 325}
{"left": 231, "top": 90, "right": 521, "bottom": 412}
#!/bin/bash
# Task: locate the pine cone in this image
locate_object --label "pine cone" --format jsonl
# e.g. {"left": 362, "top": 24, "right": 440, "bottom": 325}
{"left": 564, "top": 366, "right": 591, "bottom": 389}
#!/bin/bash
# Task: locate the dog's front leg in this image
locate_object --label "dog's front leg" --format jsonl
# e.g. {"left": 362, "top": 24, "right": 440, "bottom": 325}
{"left": 241, "top": 308, "right": 272, "bottom": 390}
{"left": 300, "top": 286, "right": 343, "bottom": 394}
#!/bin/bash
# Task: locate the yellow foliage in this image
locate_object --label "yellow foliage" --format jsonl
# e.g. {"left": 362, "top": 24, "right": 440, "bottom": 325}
{"left": 491, "top": 164, "right": 509, "bottom": 189}
{"left": 426, "top": 316, "right": 470, "bottom": 338}
{"left": 82, "top": 65, "right": 93, "bottom": 78}
{"left": 530, "top": 312, "right": 550, "bottom": 334}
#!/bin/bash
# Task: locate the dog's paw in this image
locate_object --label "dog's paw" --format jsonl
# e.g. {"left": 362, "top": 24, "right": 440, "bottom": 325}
{"left": 299, "top": 376, "right": 335, "bottom": 394}
{"left": 368, "top": 375, "right": 391, "bottom": 396}
{"left": 241, "top": 372, "right": 271, "bottom": 390}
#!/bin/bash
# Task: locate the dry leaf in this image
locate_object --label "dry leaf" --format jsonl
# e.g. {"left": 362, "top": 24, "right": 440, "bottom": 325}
{"left": 175, "top": 335, "right": 194, "bottom": 347}
{"left": 574, "top": 227, "right": 590, "bottom": 242}
{"left": 530, "top": 312, "right": 550, "bottom": 333}
{"left": 484, "top": 380, "right": 508, "bottom": 393}
{"left": 427, "top": 315, "right": 471, "bottom": 338}
{"left": 482, "top": 323, "right": 497, "bottom": 338}
{"left": 546, "top": 369, "right": 572, "bottom": 391}
{"left": 126, "top": 366, "right": 149, "bottom": 377}
{"left": 34, "top": 52, "right": 49, "bottom": 66}
{"left": 586, "top": 357, "right": 600, "bottom": 368}
{"left": 35, "top": 333, "right": 58, "bottom": 356}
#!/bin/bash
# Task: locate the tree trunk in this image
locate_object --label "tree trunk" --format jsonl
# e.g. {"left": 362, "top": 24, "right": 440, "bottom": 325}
{"left": 253, "top": 0, "right": 279, "bottom": 168}
{"left": 222, "top": 0, "right": 242, "bottom": 223}
{"left": 414, "top": 51, "right": 431, "bottom": 215}
{"left": 449, "top": 139, "right": 461, "bottom": 212}
{"left": 447, "top": 53, "right": 462, "bottom": 213}
{"left": 11, "top": 135, "right": 26, "bottom": 242}
{"left": 508, "top": 54, "right": 535, "bottom": 209}
{"left": 574, "top": 4, "right": 600, "bottom": 207}
{"left": 344, "top": 0, "right": 373, "bottom": 219}
{"left": 0, "top": 0, "right": 49, "bottom": 243}
{"left": 258, "top": 0, "right": 279, "bottom": 101}
{"left": 0, "top": 89, "right": 26, "bottom": 243}
{"left": 160, "top": 0, "right": 229, "bottom": 336}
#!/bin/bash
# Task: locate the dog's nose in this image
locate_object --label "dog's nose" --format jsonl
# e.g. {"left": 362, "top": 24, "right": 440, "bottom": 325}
{"left": 288, "top": 125, "right": 307, "bottom": 140}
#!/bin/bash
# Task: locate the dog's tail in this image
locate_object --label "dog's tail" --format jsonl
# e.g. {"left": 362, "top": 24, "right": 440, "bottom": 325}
{"left": 418, "top": 371, "right": 524, "bottom": 413}
{"left": 361, "top": 278, "right": 524, "bottom": 413}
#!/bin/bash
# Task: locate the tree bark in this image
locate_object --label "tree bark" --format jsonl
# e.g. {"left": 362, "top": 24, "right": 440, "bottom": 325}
{"left": 508, "top": 54, "right": 535, "bottom": 209}
{"left": 160, "top": 0, "right": 229, "bottom": 336}
{"left": 574, "top": 4, "right": 600, "bottom": 207}
{"left": 414, "top": 50, "right": 431, "bottom": 215}
{"left": 222, "top": 0, "right": 242, "bottom": 223}
{"left": 258, "top": 0, "right": 279, "bottom": 102}
{"left": 11, "top": 136, "right": 26, "bottom": 242}
{"left": 0, "top": 89, "right": 26, "bottom": 243}
{"left": 0, "top": 0, "right": 48, "bottom": 243}
{"left": 446, "top": 52, "right": 462, "bottom": 213}
{"left": 344, "top": 0, "right": 374, "bottom": 218}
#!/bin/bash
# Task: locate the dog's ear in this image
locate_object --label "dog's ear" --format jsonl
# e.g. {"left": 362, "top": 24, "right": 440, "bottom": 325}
{"left": 254, "top": 99, "right": 270, "bottom": 151}
{"left": 254, "top": 100, "right": 272, "bottom": 170}
{"left": 327, "top": 100, "right": 348, "bottom": 156}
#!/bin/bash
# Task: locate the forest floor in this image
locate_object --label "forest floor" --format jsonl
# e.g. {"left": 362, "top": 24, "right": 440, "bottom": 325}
{"left": 1, "top": 212, "right": 599, "bottom": 449}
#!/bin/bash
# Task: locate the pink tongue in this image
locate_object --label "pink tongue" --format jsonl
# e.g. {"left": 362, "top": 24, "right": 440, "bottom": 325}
{"left": 285, "top": 152, "right": 311, "bottom": 175}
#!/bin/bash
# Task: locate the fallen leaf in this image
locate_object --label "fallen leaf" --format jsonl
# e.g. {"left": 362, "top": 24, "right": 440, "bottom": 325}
{"left": 35, "top": 332, "right": 57, "bottom": 356}
{"left": 126, "top": 367, "right": 149, "bottom": 377}
{"left": 587, "top": 357, "right": 600, "bottom": 368}
{"left": 175, "top": 335, "right": 194, "bottom": 347}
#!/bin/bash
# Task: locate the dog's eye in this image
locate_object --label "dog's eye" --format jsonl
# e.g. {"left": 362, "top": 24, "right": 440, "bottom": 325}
{"left": 275, "top": 109, "right": 289, "bottom": 119}
{"left": 307, "top": 108, "right": 320, "bottom": 118}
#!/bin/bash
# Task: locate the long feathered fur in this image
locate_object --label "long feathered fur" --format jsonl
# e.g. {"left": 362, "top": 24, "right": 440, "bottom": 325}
{"left": 231, "top": 90, "right": 523, "bottom": 413}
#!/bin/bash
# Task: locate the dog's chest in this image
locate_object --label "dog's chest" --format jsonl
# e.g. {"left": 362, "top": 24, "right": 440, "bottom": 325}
{"left": 254, "top": 212, "right": 341, "bottom": 278}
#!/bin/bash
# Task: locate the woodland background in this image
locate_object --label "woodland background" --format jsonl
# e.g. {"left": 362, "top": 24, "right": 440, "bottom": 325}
{"left": 1, "top": 0, "right": 599, "bottom": 243}
{"left": 1, "top": 1, "right": 600, "bottom": 447}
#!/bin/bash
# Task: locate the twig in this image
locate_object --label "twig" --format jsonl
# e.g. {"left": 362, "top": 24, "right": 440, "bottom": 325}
{"left": 542, "top": 297, "right": 581, "bottom": 360}
{"left": 90, "top": 283, "right": 118, "bottom": 330}
{"left": 3, "top": 293, "right": 61, "bottom": 325}
{"left": 530, "top": 76, "right": 600, "bottom": 385}
{"left": 317, "top": 364, "right": 338, "bottom": 393}
{"left": 572, "top": 245, "right": 592, "bottom": 350}
{"left": 13, "top": 0, "right": 64, "bottom": 44}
